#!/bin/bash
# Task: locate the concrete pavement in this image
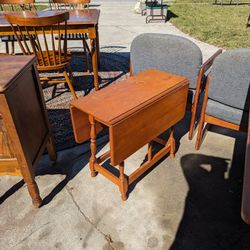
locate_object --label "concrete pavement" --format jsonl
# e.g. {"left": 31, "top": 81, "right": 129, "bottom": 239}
{"left": 1, "top": 1, "right": 249, "bottom": 249}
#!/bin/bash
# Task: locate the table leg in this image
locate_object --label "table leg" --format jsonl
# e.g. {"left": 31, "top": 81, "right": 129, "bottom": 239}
{"left": 96, "top": 24, "right": 100, "bottom": 68}
{"left": 169, "top": 127, "right": 175, "bottom": 159}
{"left": 89, "top": 115, "right": 97, "bottom": 177}
{"left": 119, "top": 161, "right": 128, "bottom": 201}
{"left": 1, "top": 97, "right": 42, "bottom": 208}
{"left": 148, "top": 141, "right": 153, "bottom": 161}
{"left": 90, "top": 38, "right": 99, "bottom": 91}
{"left": 47, "top": 136, "right": 57, "bottom": 162}
{"left": 26, "top": 178, "right": 42, "bottom": 208}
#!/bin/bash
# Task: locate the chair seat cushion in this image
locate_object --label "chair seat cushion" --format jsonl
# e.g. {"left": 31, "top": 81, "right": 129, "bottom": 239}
{"left": 209, "top": 49, "right": 250, "bottom": 111}
{"left": 206, "top": 99, "right": 248, "bottom": 126}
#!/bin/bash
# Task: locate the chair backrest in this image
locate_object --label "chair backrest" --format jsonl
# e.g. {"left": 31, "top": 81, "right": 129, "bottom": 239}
{"left": 0, "top": 0, "right": 36, "bottom": 11}
{"left": 130, "top": 33, "right": 203, "bottom": 89}
{"left": 208, "top": 49, "right": 250, "bottom": 111}
{"left": 51, "top": 0, "right": 90, "bottom": 10}
{"left": 5, "top": 11, "right": 69, "bottom": 70}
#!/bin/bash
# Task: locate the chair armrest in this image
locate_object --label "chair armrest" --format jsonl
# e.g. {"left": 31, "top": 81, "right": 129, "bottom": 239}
{"left": 201, "top": 49, "right": 223, "bottom": 75}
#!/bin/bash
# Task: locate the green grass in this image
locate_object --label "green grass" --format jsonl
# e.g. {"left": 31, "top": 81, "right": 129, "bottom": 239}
{"left": 1, "top": 4, "right": 49, "bottom": 11}
{"left": 35, "top": 4, "right": 50, "bottom": 11}
{"left": 169, "top": 2, "right": 250, "bottom": 48}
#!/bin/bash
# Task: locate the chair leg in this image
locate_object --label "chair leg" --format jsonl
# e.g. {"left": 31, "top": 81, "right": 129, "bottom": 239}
{"left": 11, "top": 41, "right": 15, "bottom": 55}
{"left": 84, "top": 34, "right": 91, "bottom": 55}
{"left": 195, "top": 95, "right": 208, "bottom": 150}
{"left": 195, "top": 116, "right": 205, "bottom": 150}
{"left": 82, "top": 39, "right": 90, "bottom": 73}
{"left": 5, "top": 41, "right": 9, "bottom": 54}
{"left": 63, "top": 70, "right": 77, "bottom": 100}
{"left": 67, "top": 65, "right": 78, "bottom": 92}
{"left": 189, "top": 104, "right": 196, "bottom": 140}
{"left": 195, "top": 75, "right": 210, "bottom": 150}
{"left": 67, "top": 65, "right": 75, "bottom": 82}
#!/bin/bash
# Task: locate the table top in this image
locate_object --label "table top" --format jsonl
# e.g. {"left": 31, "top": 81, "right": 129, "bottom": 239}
{"left": 0, "top": 9, "right": 100, "bottom": 27}
{"left": 0, "top": 55, "right": 35, "bottom": 93}
{"left": 70, "top": 69, "right": 189, "bottom": 126}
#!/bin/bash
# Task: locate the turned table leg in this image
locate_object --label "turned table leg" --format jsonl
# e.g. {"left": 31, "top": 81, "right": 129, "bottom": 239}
{"left": 89, "top": 115, "right": 97, "bottom": 177}
{"left": 169, "top": 127, "right": 175, "bottom": 159}
{"left": 96, "top": 24, "right": 100, "bottom": 68}
{"left": 148, "top": 141, "right": 153, "bottom": 161}
{"left": 90, "top": 37, "right": 99, "bottom": 91}
{"left": 26, "top": 178, "right": 42, "bottom": 208}
{"left": 119, "top": 161, "right": 128, "bottom": 201}
{"left": 47, "top": 136, "right": 57, "bottom": 162}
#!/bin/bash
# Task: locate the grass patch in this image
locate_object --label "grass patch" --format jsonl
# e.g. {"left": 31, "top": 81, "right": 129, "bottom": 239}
{"left": 169, "top": 2, "right": 250, "bottom": 48}
{"left": 36, "top": 4, "right": 50, "bottom": 10}
{"left": 0, "top": 4, "right": 49, "bottom": 11}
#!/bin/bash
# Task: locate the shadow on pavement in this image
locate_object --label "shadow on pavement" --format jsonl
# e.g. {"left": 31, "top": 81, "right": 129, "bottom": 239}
{"left": 170, "top": 130, "right": 250, "bottom": 249}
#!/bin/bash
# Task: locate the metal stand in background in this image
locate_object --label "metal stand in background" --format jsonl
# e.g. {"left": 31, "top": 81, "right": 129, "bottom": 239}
{"left": 145, "top": 0, "right": 168, "bottom": 23}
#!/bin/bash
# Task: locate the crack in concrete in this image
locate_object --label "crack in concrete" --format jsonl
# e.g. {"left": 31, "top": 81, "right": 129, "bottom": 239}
{"left": 13, "top": 222, "right": 51, "bottom": 248}
{"left": 64, "top": 184, "right": 115, "bottom": 248}
{"left": 113, "top": 25, "right": 138, "bottom": 35}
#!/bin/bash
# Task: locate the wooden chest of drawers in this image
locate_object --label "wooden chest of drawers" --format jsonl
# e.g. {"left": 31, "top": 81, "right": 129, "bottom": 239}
{"left": 0, "top": 55, "right": 56, "bottom": 208}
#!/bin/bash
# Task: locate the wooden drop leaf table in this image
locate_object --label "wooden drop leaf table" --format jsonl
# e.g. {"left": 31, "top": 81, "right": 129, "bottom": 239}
{"left": 70, "top": 69, "right": 189, "bottom": 200}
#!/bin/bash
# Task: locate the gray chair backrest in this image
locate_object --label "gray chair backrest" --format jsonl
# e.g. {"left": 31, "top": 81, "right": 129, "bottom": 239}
{"left": 130, "top": 33, "right": 203, "bottom": 89}
{"left": 209, "top": 49, "right": 250, "bottom": 111}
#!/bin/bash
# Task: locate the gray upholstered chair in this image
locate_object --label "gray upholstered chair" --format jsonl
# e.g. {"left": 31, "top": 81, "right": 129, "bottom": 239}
{"left": 196, "top": 48, "right": 250, "bottom": 150}
{"left": 130, "top": 33, "right": 222, "bottom": 139}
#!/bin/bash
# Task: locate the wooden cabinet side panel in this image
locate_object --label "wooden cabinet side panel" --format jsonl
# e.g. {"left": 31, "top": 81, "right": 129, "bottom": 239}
{"left": 0, "top": 95, "right": 28, "bottom": 176}
{"left": 110, "top": 85, "right": 188, "bottom": 166}
{"left": 5, "top": 66, "right": 48, "bottom": 165}
{"left": 0, "top": 115, "right": 15, "bottom": 159}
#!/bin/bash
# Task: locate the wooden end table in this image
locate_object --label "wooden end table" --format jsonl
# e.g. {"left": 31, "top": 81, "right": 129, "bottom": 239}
{"left": 70, "top": 69, "right": 189, "bottom": 200}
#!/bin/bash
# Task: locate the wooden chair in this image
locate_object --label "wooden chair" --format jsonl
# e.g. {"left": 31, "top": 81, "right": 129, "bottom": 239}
{"left": 5, "top": 11, "right": 78, "bottom": 99}
{"left": 0, "top": 0, "right": 36, "bottom": 55}
{"left": 51, "top": 0, "right": 91, "bottom": 72}
{"left": 195, "top": 49, "right": 250, "bottom": 150}
{"left": 130, "top": 33, "right": 222, "bottom": 140}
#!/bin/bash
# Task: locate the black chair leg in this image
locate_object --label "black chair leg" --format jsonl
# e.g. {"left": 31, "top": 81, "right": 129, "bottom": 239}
{"left": 5, "top": 41, "right": 9, "bottom": 54}
{"left": 11, "top": 41, "right": 15, "bottom": 55}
